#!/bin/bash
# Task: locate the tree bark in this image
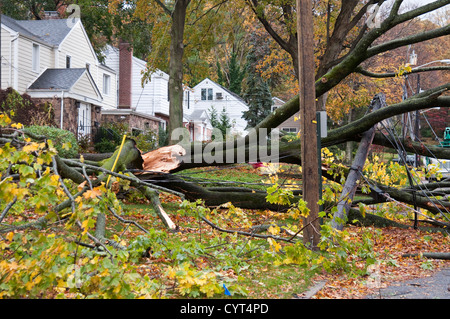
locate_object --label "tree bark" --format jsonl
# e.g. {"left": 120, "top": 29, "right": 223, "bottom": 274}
{"left": 331, "top": 94, "right": 383, "bottom": 231}
{"left": 168, "top": 0, "right": 190, "bottom": 145}
{"left": 297, "top": 0, "right": 320, "bottom": 249}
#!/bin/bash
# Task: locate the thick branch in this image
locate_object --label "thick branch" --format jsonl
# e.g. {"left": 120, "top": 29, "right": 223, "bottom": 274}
{"left": 323, "top": 91, "right": 450, "bottom": 147}
{"left": 356, "top": 65, "right": 450, "bottom": 78}
{"left": 366, "top": 23, "right": 450, "bottom": 57}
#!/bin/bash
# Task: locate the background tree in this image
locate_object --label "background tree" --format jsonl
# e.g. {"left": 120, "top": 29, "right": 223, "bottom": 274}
{"left": 209, "top": 106, "right": 232, "bottom": 137}
{"left": 242, "top": 49, "right": 273, "bottom": 128}
{"left": 227, "top": 51, "right": 246, "bottom": 95}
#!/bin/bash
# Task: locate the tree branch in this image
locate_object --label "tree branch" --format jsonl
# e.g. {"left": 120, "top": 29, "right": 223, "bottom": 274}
{"left": 366, "top": 23, "right": 450, "bottom": 57}
{"left": 201, "top": 215, "right": 296, "bottom": 242}
{"left": 323, "top": 87, "right": 450, "bottom": 147}
{"left": 355, "top": 65, "right": 450, "bottom": 78}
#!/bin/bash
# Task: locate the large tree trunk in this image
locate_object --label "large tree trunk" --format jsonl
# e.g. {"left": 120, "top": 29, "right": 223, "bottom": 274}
{"left": 168, "top": 0, "right": 190, "bottom": 145}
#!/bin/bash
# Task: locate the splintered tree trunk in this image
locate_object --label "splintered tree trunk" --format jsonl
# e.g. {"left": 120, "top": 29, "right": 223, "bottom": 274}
{"left": 95, "top": 138, "right": 176, "bottom": 232}
{"left": 331, "top": 94, "right": 383, "bottom": 231}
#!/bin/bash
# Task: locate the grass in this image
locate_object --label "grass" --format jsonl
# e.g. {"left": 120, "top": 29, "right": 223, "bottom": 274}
{"left": 120, "top": 200, "right": 317, "bottom": 299}
{"left": 173, "top": 164, "right": 272, "bottom": 190}
{"left": 117, "top": 163, "right": 319, "bottom": 299}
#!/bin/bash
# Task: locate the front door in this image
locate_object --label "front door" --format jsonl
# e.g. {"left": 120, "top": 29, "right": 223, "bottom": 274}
{"left": 78, "top": 102, "right": 91, "bottom": 137}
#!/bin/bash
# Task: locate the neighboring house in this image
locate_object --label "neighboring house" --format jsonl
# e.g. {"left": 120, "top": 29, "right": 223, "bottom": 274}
{"left": 272, "top": 97, "right": 299, "bottom": 134}
{"left": 101, "top": 43, "right": 165, "bottom": 134}
{"left": 184, "top": 109, "right": 212, "bottom": 142}
{"left": 193, "top": 78, "right": 249, "bottom": 135}
{"left": 102, "top": 43, "right": 214, "bottom": 142}
{"left": 0, "top": 14, "right": 116, "bottom": 137}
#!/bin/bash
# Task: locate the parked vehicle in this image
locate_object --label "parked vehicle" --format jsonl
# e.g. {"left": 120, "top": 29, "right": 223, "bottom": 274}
{"left": 423, "top": 157, "right": 450, "bottom": 181}
{"left": 422, "top": 127, "right": 450, "bottom": 181}
{"left": 392, "top": 154, "right": 419, "bottom": 166}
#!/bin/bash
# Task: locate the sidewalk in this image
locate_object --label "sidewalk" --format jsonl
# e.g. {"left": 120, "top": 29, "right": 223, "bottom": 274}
{"left": 365, "top": 268, "right": 450, "bottom": 299}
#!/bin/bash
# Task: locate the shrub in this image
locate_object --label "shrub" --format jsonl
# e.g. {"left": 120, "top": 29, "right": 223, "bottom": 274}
{"left": 133, "top": 129, "right": 158, "bottom": 152}
{"left": 93, "top": 125, "right": 122, "bottom": 153}
{"left": 94, "top": 138, "right": 117, "bottom": 153}
{"left": 0, "top": 88, "right": 54, "bottom": 126}
{"left": 24, "top": 125, "right": 79, "bottom": 158}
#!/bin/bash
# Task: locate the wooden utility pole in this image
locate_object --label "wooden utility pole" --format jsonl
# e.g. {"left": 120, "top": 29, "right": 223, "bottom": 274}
{"left": 297, "top": 0, "right": 320, "bottom": 249}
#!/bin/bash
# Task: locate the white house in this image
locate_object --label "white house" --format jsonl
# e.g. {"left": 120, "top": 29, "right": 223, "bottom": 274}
{"left": 102, "top": 44, "right": 216, "bottom": 141}
{"left": 192, "top": 78, "right": 249, "bottom": 135}
{"left": 101, "top": 43, "right": 211, "bottom": 137}
{"left": 272, "top": 97, "right": 299, "bottom": 134}
{"left": 0, "top": 14, "right": 116, "bottom": 136}
{"left": 102, "top": 45, "right": 169, "bottom": 114}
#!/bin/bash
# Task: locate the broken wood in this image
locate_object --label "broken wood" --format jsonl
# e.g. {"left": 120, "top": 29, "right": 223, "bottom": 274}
{"left": 331, "top": 94, "right": 383, "bottom": 231}
{"left": 140, "top": 144, "right": 186, "bottom": 173}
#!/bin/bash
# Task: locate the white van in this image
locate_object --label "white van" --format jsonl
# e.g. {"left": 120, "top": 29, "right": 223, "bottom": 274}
{"left": 423, "top": 157, "right": 450, "bottom": 181}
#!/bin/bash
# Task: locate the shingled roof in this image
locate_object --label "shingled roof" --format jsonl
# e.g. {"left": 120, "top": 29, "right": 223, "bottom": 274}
{"left": 1, "top": 14, "right": 73, "bottom": 46}
{"left": 28, "top": 68, "right": 86, "bottom": 90}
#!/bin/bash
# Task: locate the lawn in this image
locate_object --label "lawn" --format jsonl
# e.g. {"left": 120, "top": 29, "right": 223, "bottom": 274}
{"left": 116, "top": 163, "right": 449, "bottom": 299}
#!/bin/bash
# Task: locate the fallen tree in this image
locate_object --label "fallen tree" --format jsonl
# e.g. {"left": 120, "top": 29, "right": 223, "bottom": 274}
{"left": 2, "top": 1, "right": 450, "bottom": 242}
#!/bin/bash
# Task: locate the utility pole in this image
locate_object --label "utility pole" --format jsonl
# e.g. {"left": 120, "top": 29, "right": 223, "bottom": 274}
{"left": 296, "top": 0, "right": 320, "bottom": 249}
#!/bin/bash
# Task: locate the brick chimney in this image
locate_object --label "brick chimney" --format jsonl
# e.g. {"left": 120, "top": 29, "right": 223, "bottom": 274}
{"left": 118, "top": 40, "right": 132, "bottom": 109}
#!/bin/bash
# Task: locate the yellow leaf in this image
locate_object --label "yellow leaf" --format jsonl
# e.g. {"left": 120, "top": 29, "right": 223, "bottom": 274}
{"left": 83, "top": 188, "right": 102, "bottom": 199}
{"left": 81, "top": 219, "right": 90, "bottom": 230}
{"left": 6, "top": 232, "right": 14, "bottom": 241}
{"left": 268, "top": 225, "right": 280, "bottom": 235}
{"left": 22, "top": 143, "right": 40, "bottom": 153}
{"left": 25, "top": 281, "right": 34, "bottom": 291}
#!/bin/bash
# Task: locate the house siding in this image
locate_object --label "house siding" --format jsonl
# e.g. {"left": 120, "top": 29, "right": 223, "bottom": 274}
{"left": 103, "top": 46, "right": 170, "bottom": 116}
{"left": 193, "top": 79, "right": 248, "bottom": 134}
{"left": 17, "top": 37, "right": 53, "bottom": 92}
{"left": 99, "top": 67, "right": 116, "bottom": 109}
{"left": 1, "top": 26, "right": 12, "bottom": 89}
{"left": 57, "top": 21, "right": 117, "bottom": 109}
{"left": 58, "top": 22, "right": 96, "bottom": 71}
{"left": 72, "top": 73, "right": 101, "bottom": 101}
{"left": 135, "top": 71, "right": 170, "bottom": 116}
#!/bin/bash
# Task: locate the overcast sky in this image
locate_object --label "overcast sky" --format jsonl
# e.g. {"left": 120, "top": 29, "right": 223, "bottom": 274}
{"left": 379, "top": 0, "right": 449, "bottom": 23}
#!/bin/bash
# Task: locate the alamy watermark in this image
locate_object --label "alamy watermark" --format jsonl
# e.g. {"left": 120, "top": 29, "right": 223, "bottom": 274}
{"left": 366, "top": 3, "right": 382, "bottom": 29}
{"left": 366, "top": 263, "right": 382, "bottom": 289}
{"left": 171, "top": 127, "right": 281, "bottom": 165}
{"left": 66, "top": 4, "right": 81, "bottom": 28}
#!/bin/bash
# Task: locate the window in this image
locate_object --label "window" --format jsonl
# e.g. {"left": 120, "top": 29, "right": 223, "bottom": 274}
{"left": 66, "top": 55, "right": 71, "bottom": 68}
{"left": 103, "top": 74, "right": 110, "bottom": 95}
{"left": 185, "top": 90, "right": 190, "bottom": 109}
{"left": 208, "top": 88, "right": 213, "bottom": 100}
{"left": 282, "top": 127, "right": 298, "bottom": 133}
{"left": 201, "top": 88, "right": 213, "bottom": 100}
{"left": 32, "top": 44, "right": 40, "bottom": 72}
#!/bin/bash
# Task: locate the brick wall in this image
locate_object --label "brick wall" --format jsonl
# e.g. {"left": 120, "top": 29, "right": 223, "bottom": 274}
{"left": 102, "top": 113, "right": 160, "bottom": 133}
{"left": 31, "top": 97, "right": 101, "bottom": 137}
